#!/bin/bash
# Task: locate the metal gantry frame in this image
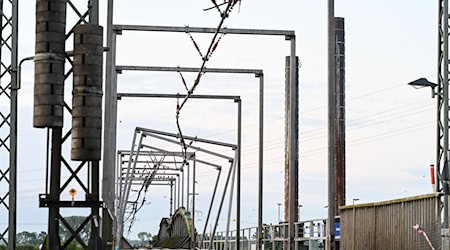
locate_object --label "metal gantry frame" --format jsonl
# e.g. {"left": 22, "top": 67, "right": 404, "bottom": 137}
{"left": 114, "top": 92, "right": 242, "bottom": 248}
{"left": 117, "top": 127, "right": 237, "bottom": 249}
{"left": 104, "top": 23, "right": 297, "bottom": 250}
{"left": 115, "top": 64, "right": 265, "bottom": 249}
{"left": 0, "top": 0, "right": 18, "bottom": 249}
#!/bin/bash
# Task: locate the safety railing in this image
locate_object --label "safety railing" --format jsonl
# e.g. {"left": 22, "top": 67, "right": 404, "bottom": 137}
{"left": 199, "top": 218, "right": 338, "bottom": 250}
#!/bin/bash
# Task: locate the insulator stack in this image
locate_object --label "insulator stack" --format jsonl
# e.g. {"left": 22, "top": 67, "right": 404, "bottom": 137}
{"left": 34, "top": 0, "right": 67, "bottom": 128}
{"left": 71, "top": 24, "right": 103, "bottom": 161}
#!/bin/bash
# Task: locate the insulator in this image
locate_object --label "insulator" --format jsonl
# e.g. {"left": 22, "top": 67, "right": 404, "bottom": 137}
{"left": 71, "top": 24, "right": 104, "bottom": 161}
{"left": 33, "top": 0, "right": 67, "bottom": 128}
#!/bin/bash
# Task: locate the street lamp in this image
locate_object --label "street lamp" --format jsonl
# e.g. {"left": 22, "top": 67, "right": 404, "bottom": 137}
{"left": 408, "top": 77, "right": 450, "bottom": 228}
{"left": 407, "top": 78, "right": 438, "bottom": 98}
{"left": 277, "top": 203, "right": 282, "bottom": 223}
{"left": 352, "top": 198, "right": 359, "bottom": 205}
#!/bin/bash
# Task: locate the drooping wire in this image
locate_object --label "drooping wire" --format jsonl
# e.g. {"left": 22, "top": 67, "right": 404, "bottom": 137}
{"left": 175, "top": 0, "right": 238, "bottom": 164}
{"left": 125, "top": 153, "right": 167, "bottom": 232}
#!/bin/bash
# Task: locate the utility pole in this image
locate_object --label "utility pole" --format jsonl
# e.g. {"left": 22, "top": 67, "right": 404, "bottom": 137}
{"left": 335, "top": 17, "right": 346, "bottom": 216}
{"left": 438, "top": 0, "right": 450, "bottom": 246}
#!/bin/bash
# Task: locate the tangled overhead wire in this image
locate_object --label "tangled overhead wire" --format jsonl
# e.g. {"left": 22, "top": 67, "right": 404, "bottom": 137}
{"left": 176, "top": 0, "right": 240, "bottom": 164}
{"left": 125, "top": 154, "right": 166, "bottom": 233}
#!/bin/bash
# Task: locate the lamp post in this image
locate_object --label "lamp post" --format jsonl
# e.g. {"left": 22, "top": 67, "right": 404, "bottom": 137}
{"left": 352, "top": 198, "right": 359, "bottom": 205}
{"left": 277, "top": 203, "right": 282, "bottom": 223}
{"left": 408, "top": 77, "right": 449, "bottom": 228}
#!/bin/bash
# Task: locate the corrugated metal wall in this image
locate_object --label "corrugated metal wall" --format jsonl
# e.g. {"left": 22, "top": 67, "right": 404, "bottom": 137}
{"left": 340, "top": 193, "right": 441, "bottom": 250}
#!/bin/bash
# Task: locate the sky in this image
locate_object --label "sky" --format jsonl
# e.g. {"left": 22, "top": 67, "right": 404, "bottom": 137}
{"left": 0, "top": 0, "right": 441, "bottom": 241}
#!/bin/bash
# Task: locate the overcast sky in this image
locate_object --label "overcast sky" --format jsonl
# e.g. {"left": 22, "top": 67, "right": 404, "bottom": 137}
{"left": 1, "top": 0, "right": 439, "bottom": 240}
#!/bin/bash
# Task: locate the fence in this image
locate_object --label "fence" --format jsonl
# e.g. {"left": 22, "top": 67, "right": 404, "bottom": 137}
{"left": 199, "top": 218, "right": 335, "bottom": 250}
{"left": 340, "top": 193, "right": 442, "bottom": 250}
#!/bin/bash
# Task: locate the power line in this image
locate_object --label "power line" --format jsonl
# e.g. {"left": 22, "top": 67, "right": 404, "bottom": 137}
{"left": 197, "top": 81, "right": 433, "bottom": 143}
{"left": 197, "top": 102, "right": 435, "bottom": 164}
{"left": 195, "top": 119, "right": 435, "bottom": 178}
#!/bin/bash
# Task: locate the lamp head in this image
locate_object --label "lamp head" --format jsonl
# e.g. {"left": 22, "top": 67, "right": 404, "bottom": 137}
{"left": 407, "top": 78, "right": 437, "bottom": 89}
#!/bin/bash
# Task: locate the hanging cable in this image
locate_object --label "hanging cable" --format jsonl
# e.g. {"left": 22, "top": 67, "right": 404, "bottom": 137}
{"left": 176, "top": 1, "right": 238, "bottom": 165}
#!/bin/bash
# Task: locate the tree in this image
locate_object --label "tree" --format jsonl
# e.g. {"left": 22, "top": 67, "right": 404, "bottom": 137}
{"left": 17, "top": 231, "right": 46, "bottom": 245}
{"left": 137, "top": 232, "right": 151, "bottom": 246}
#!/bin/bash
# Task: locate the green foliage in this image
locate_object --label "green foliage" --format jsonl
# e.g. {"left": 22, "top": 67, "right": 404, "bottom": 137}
{"left": 134, "top": 232, "right": 152, "bottom": 247}
{"left": 17, "top": 245, "right": 39, "bottom": 250}
{"left": 17, "top": 231, "right": 46, "bottom": 245}
{"left": 65, "top": 242, "right": 83, "bottom": 250}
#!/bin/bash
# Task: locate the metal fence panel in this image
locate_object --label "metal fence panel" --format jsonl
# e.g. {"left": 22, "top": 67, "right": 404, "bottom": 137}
{"left": 340, "top": 193, "right": 441, "bottom": 250}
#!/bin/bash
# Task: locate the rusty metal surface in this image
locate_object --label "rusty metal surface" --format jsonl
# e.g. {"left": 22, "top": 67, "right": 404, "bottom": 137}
{"left": 335, "top": 17, "right": 346, "bottom": 215}
{"left": 284, "top": 56, "right": 299, "bottom": 223}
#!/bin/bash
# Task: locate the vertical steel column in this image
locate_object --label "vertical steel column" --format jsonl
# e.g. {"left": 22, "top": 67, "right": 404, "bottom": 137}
{"left": 443, "top": 0, "right": 450, "bottom": 227}
{"left": 192, "top": 156, "right": 197, "bottom": 249}
{"left": 208, "top": 159, "right": 236, "bottom": 250}
{"left": 178, "top": 174, "right": 181, "bottom": 208}
{"left": 334, "top": 17, "right": 346, "bottom": 215}
{"left": 236, "top": 98, "right": 242, "bottom": 250}
{"left": 288, "top": 35, "right": 298, "bottom": 250}
{"left": 170, "top": 181, "right": 174, "bottom": 216}
{"left": 102, "top": 0, "right": 116, "bottom": 247}
{"left": 327, "top": 0, "right": 337, "bottom": 249}
{"left": 174, "top": 176, "right": 177, "bottom": 209}
{"left": 117, "top": 132, "right": 144, "bottom": 244}
{"left": 8, "top": 0, "right": 18, "bottom": 248}
{"left": 256, "top": 73, "right": 264, "bottom": 250}
{"left": 48, "top": 128, "right": 63, "bottom": 249}
{"left": 182, "top": 169, "right": 185, "bottom": 207}
{"left": 224, "top": 158, "right": 237, "bottom": 250}
{"left": 201, "top": 169, "right": 221, "bottom": 246}
{"left": 187, "top": 162, "right": 190, "bottom": 211}
{"left": 88, "top": 161, "right": 101, "bottom": 248}
{"left": 438, "top": 0, "right": 450, "bottom": 228}
{"left": 87, "top": 2, "right": 102, "bottom": 249}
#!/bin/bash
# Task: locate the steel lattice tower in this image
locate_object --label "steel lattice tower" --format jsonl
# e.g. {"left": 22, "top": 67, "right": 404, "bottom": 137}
{"left": 34, "top": 1, "right": 104, "bottom": 248}
{"left": 0, "top": 0, "right": 18, "bottom": 249}
{"left": 437, "top": 0, "right": 450, "bottom": 228}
